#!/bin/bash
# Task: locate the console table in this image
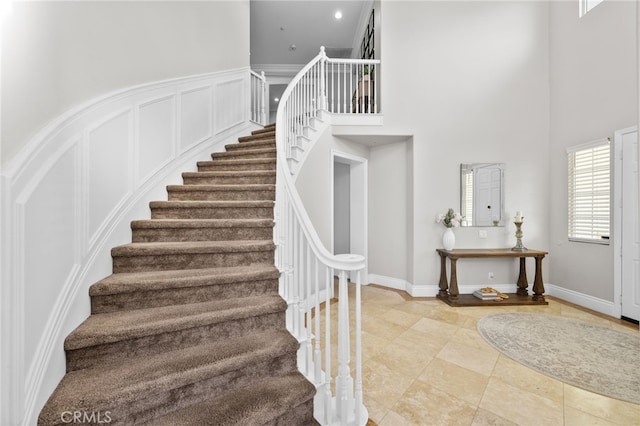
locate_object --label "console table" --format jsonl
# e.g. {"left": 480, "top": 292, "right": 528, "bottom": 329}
{"left": 436, "top": 248, "right": 549, "bottom": 307}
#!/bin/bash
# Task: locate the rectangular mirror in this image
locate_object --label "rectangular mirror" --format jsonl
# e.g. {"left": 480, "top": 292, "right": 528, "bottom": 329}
{"left": 460, "top": 163, "right": 505, "bottom": 226}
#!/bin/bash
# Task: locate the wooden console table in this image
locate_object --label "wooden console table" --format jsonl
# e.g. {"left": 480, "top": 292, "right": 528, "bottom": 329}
{"left": 436, "top": 248, "right": 548, "bottom": 307}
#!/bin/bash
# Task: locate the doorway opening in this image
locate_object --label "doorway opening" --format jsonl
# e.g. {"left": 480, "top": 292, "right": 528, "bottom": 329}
{"left": 332, "top": 150, "right": 368, "bottom": 283}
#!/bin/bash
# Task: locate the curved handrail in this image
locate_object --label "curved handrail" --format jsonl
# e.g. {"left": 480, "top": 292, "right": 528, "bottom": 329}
{"left": 272, "top": 47, "right": 370, "bottom": 425}
{"left": 274, "top": 48, "right": 365, "bottom": 272}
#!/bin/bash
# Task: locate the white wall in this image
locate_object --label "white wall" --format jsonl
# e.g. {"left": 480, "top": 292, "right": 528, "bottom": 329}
{"left": 368, "top": 141, "right": 409, "bottom": 281}
{"left": 1, "top": 0, "right": 250, "bottom": 166}
{"left": 548, "top": 0, "right": 638, "bottom": 302}
{"left": 380, "top": 1, "right": 551, "bottom": 290}
{"left": 0, "top": 2, "right": 251, "bottom": 424}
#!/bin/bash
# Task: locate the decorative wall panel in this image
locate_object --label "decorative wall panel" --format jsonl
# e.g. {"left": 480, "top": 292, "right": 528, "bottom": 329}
{"left": 180, "top": 86, "right": 212, "bottom": 152}
{"left": 137, "top": 95, "right": 176, "bottom": 184}
{"left": 0, "top": 68, "right": 254, "bottom": 425}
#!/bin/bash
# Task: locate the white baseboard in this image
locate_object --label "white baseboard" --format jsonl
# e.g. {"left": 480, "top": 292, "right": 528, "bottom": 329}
{"left": 368, "top": 276, "right": 618, "bottom": 318}
{"left": 367, "top": 274, "right": 410, "bottom": 292}
{"left": 368, "top": 274, "right": 517, "bottom": 298}
{"left": 545, "top": 284, "right": 617, "bottom": 317}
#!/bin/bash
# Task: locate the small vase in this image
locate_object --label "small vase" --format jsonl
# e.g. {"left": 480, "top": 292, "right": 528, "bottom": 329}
{"left": 442, "top": 227, "right": 455, "bottom": 250}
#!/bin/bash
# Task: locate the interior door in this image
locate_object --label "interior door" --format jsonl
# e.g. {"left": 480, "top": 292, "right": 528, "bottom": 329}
{"left": 622, "top": 130, "right": 639, "bottom": 322}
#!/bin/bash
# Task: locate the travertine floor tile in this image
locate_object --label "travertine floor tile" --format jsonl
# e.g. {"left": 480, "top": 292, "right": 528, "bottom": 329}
{"left": 436, "top": 340, "right": 499, "bottom": 376}
{"left": 563, "top": 384, "right": 640, "bottom": 425}
{"left": 479, "top": 377, "right": 564, "bottom": 426}
{"left": 417, "top": 357, "right": 489, "bottom": 406}
{"left": 372, "top": 340, "right": 433, "bottom": 378}
{"left": 491, "top": 355, "right": 563, "bottom": 402}
{"left": 471, "top": 408, "right": 518, "bottom": 426}
{"left": 564, "top": 406, "right": 619, "bottom": 426}
{"left": 391, "top": 380, "right": 477, "bottom": 426}
{"left": 361, "top": 358, "right": 415, "bottom": 411}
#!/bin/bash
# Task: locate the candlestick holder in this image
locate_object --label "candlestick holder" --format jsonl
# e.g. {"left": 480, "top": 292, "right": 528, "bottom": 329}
{"left": 512, "top": 220, "right": 527, "bottom": 251}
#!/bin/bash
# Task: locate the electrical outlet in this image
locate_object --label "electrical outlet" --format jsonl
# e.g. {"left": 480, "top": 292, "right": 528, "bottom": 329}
{"left": 479, "top": 230, "right": 488, "bottom": 239}
{"left": 488, "top": 272, "right": 494, "bottom": 280}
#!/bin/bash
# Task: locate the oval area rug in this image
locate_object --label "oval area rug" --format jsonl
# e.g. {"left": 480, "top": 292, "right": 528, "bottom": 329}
{"left": 477, "top": 313, "right": 640, "bottom": 404}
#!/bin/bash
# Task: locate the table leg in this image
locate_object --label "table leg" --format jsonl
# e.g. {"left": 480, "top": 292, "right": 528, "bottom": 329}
{"left": 532, "top": 255, "right": 546, "bottom": 301}
{"left": 438, "top": 253, "right": 449, "bottom": 298}
{"left": 517, "top": 257, "right": 529, "bottom": 296}
{"left": 448, "top": 257, "right": 459, "bottom": 302}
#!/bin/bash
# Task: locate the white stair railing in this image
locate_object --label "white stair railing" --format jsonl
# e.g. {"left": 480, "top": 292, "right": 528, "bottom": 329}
{"left": 250, "top": 70, "right": 268, "bottom": 125}
{"left": 273, "top": 47, "right": 376, "bottom": 426}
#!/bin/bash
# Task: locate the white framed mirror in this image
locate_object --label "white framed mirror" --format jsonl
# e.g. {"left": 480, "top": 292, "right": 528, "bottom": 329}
{"left": 460, "top": 163, "right": 505, "bottom": 227}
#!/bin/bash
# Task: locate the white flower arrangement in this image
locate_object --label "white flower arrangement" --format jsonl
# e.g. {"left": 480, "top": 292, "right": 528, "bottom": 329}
{"left": 436, "top": 208, "right": 462, "bottom": 228}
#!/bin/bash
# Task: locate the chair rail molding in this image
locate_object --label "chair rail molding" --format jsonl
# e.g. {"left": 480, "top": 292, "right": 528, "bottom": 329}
{"left": 0, "top": 67, "right": 258, "bottom": 426}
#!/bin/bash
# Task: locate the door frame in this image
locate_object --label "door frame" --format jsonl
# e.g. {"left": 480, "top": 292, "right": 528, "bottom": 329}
{"left": 330, "top": 149, "right": 368, "bottom": 284}
{"left": 613, "top": 126, "right": 638, "bottom": 319}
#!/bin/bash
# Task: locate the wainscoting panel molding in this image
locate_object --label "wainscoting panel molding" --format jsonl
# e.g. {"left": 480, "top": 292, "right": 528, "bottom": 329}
{"left": 0, "top": 67, "right": 258, "bottom": 426}
{"left": 136, "top": 94, "right": 176, "bottom": 185}
{"left": 179, "top": 85, "right": 213, "bottom": 152}
{"left": 214, "top": 77, "right": 246, "bottom": 135}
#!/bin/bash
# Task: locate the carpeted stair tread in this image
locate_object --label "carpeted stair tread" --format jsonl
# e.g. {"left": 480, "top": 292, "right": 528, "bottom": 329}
{"left": 181, "top": 170, "right": 275, "bottom": 185}
{"left": 197, "top": 158, "right": 276, "bottom": 171}
{"left": 226, "top": 139, "right": 275, "bottom": 150}
{"left": 167, "top": 183, "right": 275, "bottom": 191}
{"left": 167, "top": 184, "right": 275, "bottom": 202}
{"left": 130, "top": 219, "right": 274, "bottom": 242}
{"left": 182, "top": 170, "right": 275, "bottom": 179}
{"left": 112, "top": 239, "right": 274, "bottom": 257}
{"left": 149, "top": 200, "right": 274, "bottom": 220}
{"left": 65, "top": 295, "right": 286, "bottom": 351}
{"left": 251, "top": 125, "right": 275, "bottom": 136}
{"left": 238, "top": 132, "right": 275, "bottom": 143}
{"left": 39, "top": 330, "right": 298, "bottom": 425}
{"left": 131, "top": 218, "right": 274, "bottom": 231}
{"left": 90, "top": 264, "right": 279, "bottom": 296}
{"left": 150, "top": 200, "right": 274, "bottom": 209}
{"left": 211, "top": 147, "right": 276, "bottom": 160}
{"left": 147, "top": 373, "right": 317, "bottom": 426}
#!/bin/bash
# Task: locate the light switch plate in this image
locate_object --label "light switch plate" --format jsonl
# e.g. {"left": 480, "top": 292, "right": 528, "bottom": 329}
{"left": 478, "top": 230, "right": 488, "bottom": 239}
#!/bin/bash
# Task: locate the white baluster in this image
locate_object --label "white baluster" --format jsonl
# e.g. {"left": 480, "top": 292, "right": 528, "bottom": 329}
{"left": 305, "top": 240, "right": 313, "bottom": 378}
{"left": 355, "top": 270, "right": 363, "bottom": 425}
{"left": 319, "top": 46, "right": 327, "bottom": 110}
{"left": 324, "top": 266, "right": 332, "bottom": 425}
{"left": 314, "top": 257, "right": 322, "bottom": 385}
{"left": 336, "top": 269, "right": 352, "bottom": 425}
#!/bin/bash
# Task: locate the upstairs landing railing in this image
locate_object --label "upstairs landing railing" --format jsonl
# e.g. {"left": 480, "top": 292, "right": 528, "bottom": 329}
{"left": 250, "top": 70, "right": 268, "bottom": 125}
{"left": 272, "top": 47, "right": 380, "bottom": 425}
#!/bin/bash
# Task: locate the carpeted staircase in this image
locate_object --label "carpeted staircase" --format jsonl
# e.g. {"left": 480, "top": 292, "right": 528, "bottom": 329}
{"left": 39, "top": 124, "right": 318, "bottom": 425}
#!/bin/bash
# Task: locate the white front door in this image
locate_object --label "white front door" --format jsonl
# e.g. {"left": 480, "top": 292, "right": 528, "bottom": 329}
{"left": 621, "top": 130, "right": 639, "bottom": 322}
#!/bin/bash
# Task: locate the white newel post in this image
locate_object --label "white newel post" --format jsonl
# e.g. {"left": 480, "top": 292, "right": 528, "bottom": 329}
{"left": 319, "top": 46, "right": 328, "bottom": 111}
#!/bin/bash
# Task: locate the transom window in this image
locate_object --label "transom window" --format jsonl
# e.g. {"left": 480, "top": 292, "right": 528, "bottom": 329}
{"left": 580, "top": 0, "right": 604, "bottom": 17}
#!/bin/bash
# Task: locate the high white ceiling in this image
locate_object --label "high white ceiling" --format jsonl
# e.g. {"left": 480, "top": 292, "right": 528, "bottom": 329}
{"left": 250, "top": 1, "right": 370, "bottom": 66}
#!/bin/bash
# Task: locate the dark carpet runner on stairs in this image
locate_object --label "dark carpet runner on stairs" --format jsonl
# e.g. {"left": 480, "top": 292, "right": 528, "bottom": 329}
{"left": 39, "top": 124, "right": 318, "bottom": 425}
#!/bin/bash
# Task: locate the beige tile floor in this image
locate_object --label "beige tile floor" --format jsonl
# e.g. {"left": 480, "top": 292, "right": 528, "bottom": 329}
{"left": 322, "top": 284, "right": 640, "bottom": 426}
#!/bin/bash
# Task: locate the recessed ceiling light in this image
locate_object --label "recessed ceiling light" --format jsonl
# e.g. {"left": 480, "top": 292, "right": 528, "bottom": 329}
{"left": 334, "top": 11, "right": 342, "bottom": 20}
{"left": 274, "top": 98, "right": 279, "bottom": 102}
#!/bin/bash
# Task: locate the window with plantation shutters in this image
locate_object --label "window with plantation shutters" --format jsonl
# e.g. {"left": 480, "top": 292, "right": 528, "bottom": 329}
{"left": 567, "top": 138, "right": 611, "bottom": 244}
